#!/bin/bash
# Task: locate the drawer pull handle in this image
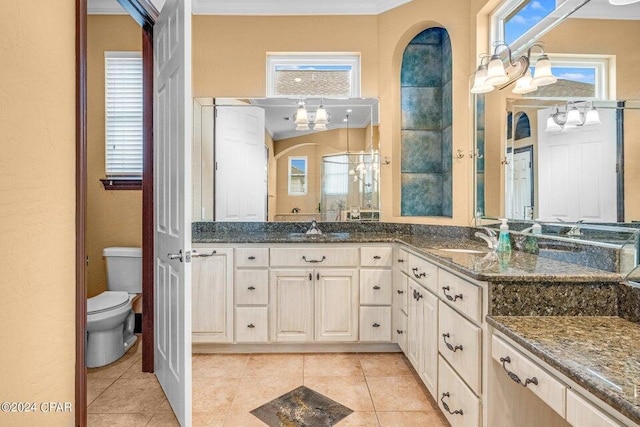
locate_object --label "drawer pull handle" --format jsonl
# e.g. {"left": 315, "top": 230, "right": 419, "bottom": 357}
{"left": 500, "top": 356, "right": 538, "bottom": 388}
{"left": 317, "top": 272, "right": 320, "bottom": 281}
{"left": 247, "top": 256, "right": 256, "bottom": 260}
{"left": 302, "top": 255, "right": 326, "bottom": 263}
{"left": 309, "top": 273, "right": 312, "bottom": 281}
{"left": 247, "top": 286, "right": 256, "bottom": 290}
{"left": 247, "top": 324, "right": 255, "bottom": 329}
{"left": 442, "top": 286, "right": 463, "bottom": 302}
{"left": 396, "top": 329, "right": 404, "bottom": 334}
{"left": 413, "top": 289, "right": 423, "bottom": 300}
{"left": 397, "top": 290, "right": 404, "bottom": 295}
{"left": 412, "top": 268, "right": 426, "bottom": 279}
{"left": 191, "top": 250, "right": 216, "bottom": 258}
{"left": 372, "top": 323, "right": 380, "bottom": 328}
{"left": 442, "top": 333, "right": 463, "bottom": 352}
{"left": 373, "top": 255, "right": 381, "bottom": 259}
{"left": 397, "top": 259, "right": 404, "bottom": 263}
{"left": 373, "top": 285, "right": 381, "bottom": 290}
{"left": 440, "top": 393, "right": 463, "bottom": 416}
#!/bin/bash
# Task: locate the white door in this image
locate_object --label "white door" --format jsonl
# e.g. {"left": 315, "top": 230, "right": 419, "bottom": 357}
{"left": 512, "top": 149, "right": 533, "bottom": 220}
{"left": 215, "top": 106, "right": 267, "bottom": 221}
{"left": 154, "top": 0, "right": 192, "bottom": 424}
{"left": 537, "top": 108, "right": 617, "bottom": 222}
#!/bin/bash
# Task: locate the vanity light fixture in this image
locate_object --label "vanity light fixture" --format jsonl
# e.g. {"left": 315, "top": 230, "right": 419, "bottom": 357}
{"left": 545, "top": 100, "right": 601, "bottom": 133}
{"left": 470, "top": 42, "right": 557, "bottom": 95}
{"left": 293, "top": 100, "right": 331, "bottom": 131}
{"left": 609, "top": 0, "right": 640, "bottom": 5}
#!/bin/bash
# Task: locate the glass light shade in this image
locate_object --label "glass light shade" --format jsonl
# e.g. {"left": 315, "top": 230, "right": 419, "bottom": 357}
{"left": 294, "top": 105, "right": 308, "bottom": 125}
{"left": 584, "top": 108, "right": 601, "bottom": 126}
{"left": 562, "top": 124, "right": 579, "bottom": 132}
{"left": 512, "top": 70, "right": 538, "bottom": 94}
{"left": 546, "top": 115, "right": 562, "bottom": 133}
{"left": 485, "top": 55, "right": 509, "bottom": 86}
{"left": 532, "top": 55, "right": 557, "bottom": 86}
{"left": 609, "top": 0, "right": 640, "bottom": 4}
{"left": 314, "top": 105, "right": 328, "bottom": 124}
{"left": 565, "top": 106, "right": 583, "bottom": 126}
{"left": 313, "top": 123, "right": 327, "bottom": 131}
{"left": 470, "top": 66, "right": 494, "bottom": 94}
{"left": 295, "top": 123, "right": 310, "bottom": 131}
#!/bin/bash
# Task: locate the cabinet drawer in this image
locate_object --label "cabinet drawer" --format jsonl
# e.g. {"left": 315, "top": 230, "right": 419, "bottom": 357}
{"left": 438, "top": 301, "right": 482, "bottom": 394}
{"left": 361, "top": 247, "right": 393, "bottom": 267}
{"left": 235, "top": 307, "right": 268, "bottom": 343}
{"left": 235, "top": 248, "right": 269, "bottom": 267}
{"left": 396, "top": 311, "right": 408, "bottom": 353}
{"left": 438, "top": 356, "right": 481, "bottom": 427}
{"left": 438, "top": 269, "right": 482, "bottom": 323}
{"left": 566, "top": 389, "right": 622, "bottom": 427}
{"left": 235, "top": 270, "right": 268, "bottom": 305}
{"left": 394, "top": 274, "right": 408, "bottom": 315}
{"left": 270, "top": 247, "right": 358, "bottom": 267}
{"left": 360, "top": 270, "right": 392, "bottom": 305}
{"left": 492, "top": 335, "right": 566, "bottom": 418}
{"left": 408, "top": 254, "right": 438, "bottom": 293}
{"left": 359, "top": 307, "right": 391, "bottom": 342}
{"left": 397, "top": 248, "right": 409, "bottom": 274}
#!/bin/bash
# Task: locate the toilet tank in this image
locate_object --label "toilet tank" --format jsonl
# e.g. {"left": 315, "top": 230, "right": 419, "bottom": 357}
{"left": 103, "top": 247, "right": 142, "bottom": 293}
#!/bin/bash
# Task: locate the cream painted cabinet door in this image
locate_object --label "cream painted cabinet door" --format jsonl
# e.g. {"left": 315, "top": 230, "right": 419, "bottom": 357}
{"left": 191, "top": 248, "right": 233, "bottom": 343}
{"left": 407, "top": 279, "right": 423, "bottom": 370}
{"left": 270, "top": 270, "right": 314, "bottom": 342}
{"left": 315, "top": 269, "right": 359, "bottom": 342}
{"left": 418, "top": 290, "right": 438, "bottom": 399}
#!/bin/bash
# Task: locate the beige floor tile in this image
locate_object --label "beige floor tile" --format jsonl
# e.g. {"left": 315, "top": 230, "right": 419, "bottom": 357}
{"left": 120, "top": 358, "right": 158, "bottom": 379}
{"left": 304, "top": 376, "right": 375, "bottom": 411}
{"left": 87, "top": 377, "right": 166, "bottom": 414}
{"left": 192, "top": 377, "right": 241, "bottom": 413}
{"left": 229, "top": 375, "right": 303, "bottom": 412}
{"left": 87, "top": 349, "right": 141, "bottom": 380}
{"left": 192, "top": 354, "right": 249, "bottom": 378}
{"left": 359, "top": 353, "right": 413, "bottom": 377}
{"left": 304, "top": 353, "right": 363, "bottom": 377}
{"left": 87, "top": 378, "right": 115, "bottom": 406}
{"left": 377, "top": 411, "right": 449, "bottom": 426}
{"left": 224, "top": 412, "right": 268, "bottom": 426}
{"left": 87, "top": 413, "right": 151, "bottom": 426}
{"left": 367, "top": 376, "right": 432, "bottom": 412}
{"left": 243, "top": 354, "right": 304, "bottom": 377}
{"left": 147, "top": 411, "right": 181, "bottom": 427}
{"left": 155, "top": 399, "right": 174, "bottom": 414}
{"left": 336, "top": 411, "right": 380, "bottom": 426}
{"left": 192, "top": 412, "right": 227, "bottom": 427}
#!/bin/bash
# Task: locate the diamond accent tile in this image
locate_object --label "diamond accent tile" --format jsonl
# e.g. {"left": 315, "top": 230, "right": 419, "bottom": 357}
{"left": 250, "top": 385, "right": 353, "bottom": 426}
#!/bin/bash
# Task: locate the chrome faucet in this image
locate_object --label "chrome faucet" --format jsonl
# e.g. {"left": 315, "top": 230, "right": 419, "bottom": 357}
{"left": 306, "top": 219, "right": 322, "bottom": 235}
{"left": 474, "top": 227, "right": 498, "bottom": 250}
{"left": 566, "top": 220, "right": 584, "bottom": 236}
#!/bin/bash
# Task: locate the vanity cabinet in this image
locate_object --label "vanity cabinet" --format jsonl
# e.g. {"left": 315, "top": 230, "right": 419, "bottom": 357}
{"left": 270, "top": 270, "right": 315, "bottom": 342}
{"left": 192, "top": 248, "right": 233, "bottom": 343}
{"left": 315, "top": 269, "right": 359, "bottom": 342}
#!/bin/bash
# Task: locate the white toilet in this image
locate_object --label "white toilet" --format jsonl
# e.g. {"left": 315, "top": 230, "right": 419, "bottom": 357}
{"left": 86, "top": 247, "right": 142, "bottom": 368}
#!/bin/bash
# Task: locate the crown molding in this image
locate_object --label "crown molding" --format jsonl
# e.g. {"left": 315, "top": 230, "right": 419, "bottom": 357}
{"left": 88, "top": 0, "right": 413, "bottom": 15}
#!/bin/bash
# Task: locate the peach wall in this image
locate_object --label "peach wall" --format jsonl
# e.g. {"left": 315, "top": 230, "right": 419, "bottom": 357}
{"left": 0, "top": 1, "right": 76, "bottom": 425}
{"left": 87, "top": 16, "right": 142, "bottom": 297}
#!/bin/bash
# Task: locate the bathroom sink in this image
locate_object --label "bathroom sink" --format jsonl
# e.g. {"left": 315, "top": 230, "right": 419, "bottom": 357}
{"left": 439, "top": 248, "right": 487, "bottom": 254}
{"left": 286, "top": 232, "right": 351, "bottom": 240}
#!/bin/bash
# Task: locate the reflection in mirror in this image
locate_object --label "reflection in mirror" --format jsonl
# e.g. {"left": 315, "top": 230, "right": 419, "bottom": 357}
{"left": 475, "top": 0, "right": 640, "bottom": 228}
{"left": 192, "top": 97, "right": 380, "bottom": 222}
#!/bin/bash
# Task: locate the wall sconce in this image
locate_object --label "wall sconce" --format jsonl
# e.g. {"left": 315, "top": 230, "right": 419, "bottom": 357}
{"left": 545, "top": 100, "right": 601, "bottom": 133}
{"left": 471, "top": 42, "right": 557, "bottom": 95}
{"left": 293, "top": 100, "right": 331, "bottom": 131}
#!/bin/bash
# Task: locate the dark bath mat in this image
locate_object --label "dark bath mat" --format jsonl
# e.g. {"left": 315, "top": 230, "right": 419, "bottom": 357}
{"left": 250, "top": 385, "right": 353, "bottom": 426}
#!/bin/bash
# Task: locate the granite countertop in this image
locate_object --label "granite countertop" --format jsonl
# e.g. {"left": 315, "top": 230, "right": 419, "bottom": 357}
{"left": 193, "top": 231, "right": 621, "bottom": 283}
{"left": 487, "top": 316, "right": 640, "bottom": 424}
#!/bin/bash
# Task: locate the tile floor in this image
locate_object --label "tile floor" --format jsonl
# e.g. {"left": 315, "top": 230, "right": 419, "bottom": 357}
{"left": 88, "top": 344, "right": 449, "bottom": 426}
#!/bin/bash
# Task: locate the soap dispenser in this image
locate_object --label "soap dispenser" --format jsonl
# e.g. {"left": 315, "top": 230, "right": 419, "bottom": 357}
{"left": 497, "top": 218, "right": 512, "bottom": 253}
{"left": 523, "top": 222, "right": 541, "bottom": 254}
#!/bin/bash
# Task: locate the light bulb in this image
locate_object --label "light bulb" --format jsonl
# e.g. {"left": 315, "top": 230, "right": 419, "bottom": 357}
{"left": 485, "top": 54, "right": 509, "bottom": 86}
{"left": 470, "top": 65, "right": 494, "bottom": 94}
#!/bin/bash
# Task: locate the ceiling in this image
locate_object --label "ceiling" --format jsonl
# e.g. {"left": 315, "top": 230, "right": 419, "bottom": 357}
{"left": 570, "top": 0, "right": 640, "bottom": 19}
{"left": 88, "top": 0, "right": 413, "bottom": 15}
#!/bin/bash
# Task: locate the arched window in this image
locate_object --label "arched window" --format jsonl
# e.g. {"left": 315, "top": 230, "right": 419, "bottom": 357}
{"left": 514, "top": 112, "right": 531, "bottom": 140}
{"left": 400, "top": 27, "right": 453, "bottom": 217}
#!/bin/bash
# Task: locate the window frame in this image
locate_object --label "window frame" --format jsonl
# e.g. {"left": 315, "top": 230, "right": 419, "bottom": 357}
{"left": 104, "top": 51, "right": 143, "bottom": 184}
{"left": 288, "top": 156, "right": 308, "bottom": 196}
{"left": 266, "top": 52, "right": 361, "bottom": 98}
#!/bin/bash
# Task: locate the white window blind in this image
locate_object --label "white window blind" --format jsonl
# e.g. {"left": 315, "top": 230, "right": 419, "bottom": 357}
{"left": 105, "top": 52, "right": 143, "bottom": 176}
{"left": 322, "top": 155, "right": 349, "bottom": 196}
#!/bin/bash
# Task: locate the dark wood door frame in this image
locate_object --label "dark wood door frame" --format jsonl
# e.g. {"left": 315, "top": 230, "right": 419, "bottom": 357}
{"left": 76, "top": 1, "right": 156, "bottom": 425}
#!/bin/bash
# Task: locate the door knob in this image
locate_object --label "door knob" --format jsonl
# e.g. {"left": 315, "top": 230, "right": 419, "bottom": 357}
{"left": 167, "top": 250, "right": 183, "bottom": 262}
{"left": 192, "top": 250, "right": 216, "bottom": 258}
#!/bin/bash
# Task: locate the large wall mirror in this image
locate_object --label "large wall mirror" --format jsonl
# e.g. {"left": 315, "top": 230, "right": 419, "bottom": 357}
{"left": 476, "top": 0, "right": 640, "bottom": 228}
{"left": 193, "top": 97, "right": 380, "bottom": 222}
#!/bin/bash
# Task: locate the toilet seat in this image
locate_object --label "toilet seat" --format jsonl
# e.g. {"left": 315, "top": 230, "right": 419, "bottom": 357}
{"left": 88, "top": 291, "right": 129, "bottom": 316}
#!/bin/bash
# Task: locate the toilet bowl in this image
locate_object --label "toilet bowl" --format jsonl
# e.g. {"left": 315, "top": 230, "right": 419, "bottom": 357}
{"left": 86, "top": 247, "right": 142, "bottom": 368}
